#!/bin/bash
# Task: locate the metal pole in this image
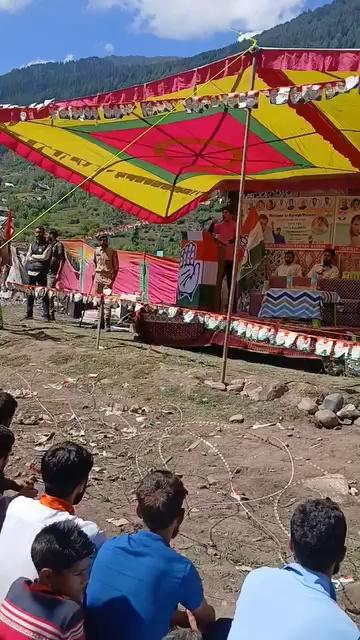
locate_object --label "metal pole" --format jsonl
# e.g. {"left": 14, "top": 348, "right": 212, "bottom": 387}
{"left": 96, "top": 295, "right": 104, "bottom": 350}
{"left": 220, "top": 51, "right": 258, "bottom": 384}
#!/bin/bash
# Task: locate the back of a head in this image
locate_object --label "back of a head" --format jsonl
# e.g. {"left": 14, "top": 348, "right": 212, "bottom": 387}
{"left": 136, "top": 470, "right": 188, "bottom": 532}
{"left": 31, "top": 520, "right": 94, "bottom": 574}
{"left": 41, "top": 441, "right": 93, "bottom": 499}
{"left": 164, "top": 631, "right": 202, "bottom": 640}
{"left": 0, "top": 424, "right": 15, "bottom": 460}
{"left": 0, "top": 392, "right": 18, "bottom": 429}
{"left": 290, "top": 498, "right": 347, "bottom": 573}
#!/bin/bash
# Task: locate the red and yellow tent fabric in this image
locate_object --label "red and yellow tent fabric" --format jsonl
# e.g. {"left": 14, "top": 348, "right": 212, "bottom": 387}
{"left": 0, "top": 48, "right": 359, "bottom": 224}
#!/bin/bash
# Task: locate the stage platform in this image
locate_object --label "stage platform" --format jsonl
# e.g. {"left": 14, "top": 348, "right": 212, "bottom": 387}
{"left": 135, "top": 306, "right": 360, "bottom": 375}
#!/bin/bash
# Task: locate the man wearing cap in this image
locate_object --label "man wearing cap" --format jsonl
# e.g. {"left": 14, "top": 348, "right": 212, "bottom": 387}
{"left": 92, "top": 234, "right": 119, "bottom": 331}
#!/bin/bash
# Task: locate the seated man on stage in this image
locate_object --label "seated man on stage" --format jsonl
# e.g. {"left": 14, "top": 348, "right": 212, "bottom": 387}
{"left": 307, "top": 248, "right": 339, "bottom": 280}
{"left": 276, "top": 251, "right": 302, "bottom": 277}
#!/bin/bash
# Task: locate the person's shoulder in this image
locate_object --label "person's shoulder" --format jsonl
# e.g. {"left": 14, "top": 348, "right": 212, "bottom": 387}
{"left": 72, "top": 514, "right": 103, "bottom": 541}
{"left": 5, "top": 495, "right": 38, "bottom": 516}
{"left": 243, "top": 566, "right": 280, "bottom": 588}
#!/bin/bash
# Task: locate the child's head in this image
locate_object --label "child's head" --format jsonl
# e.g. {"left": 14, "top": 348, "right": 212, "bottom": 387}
{"left": 164, "top": 631, "right": 202, "bottom": 640}
{"left": 31, "top": 520, "right": 94, "bottom": 603}
{"left": 0, "top": 392, "right": 18, "bottom": 429}
{"left": 41, "top": 442, "right": 93, "bottom": 505}
{"left": 136, "top": 470, "right": 188, "bottom": 539}
{"left": 0, "top": 425, "right": 15, "bottom": 473}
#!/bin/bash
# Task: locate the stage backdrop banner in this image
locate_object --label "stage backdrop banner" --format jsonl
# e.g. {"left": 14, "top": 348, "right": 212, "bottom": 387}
{"left": 335, "top": 196, "right": 360, "bottom": 249}
{"left": 246, "top": 195, "right": 336, "bottom": 247}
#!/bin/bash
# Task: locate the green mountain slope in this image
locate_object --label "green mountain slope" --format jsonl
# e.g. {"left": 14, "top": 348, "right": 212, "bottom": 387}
{"left": 0, "top": 0, "right": 358, "bottom": 106}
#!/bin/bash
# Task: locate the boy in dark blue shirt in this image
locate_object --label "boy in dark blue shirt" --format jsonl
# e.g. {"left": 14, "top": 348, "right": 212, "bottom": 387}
{"left": 86, "top": 470, "right": 215, "bottom": 640}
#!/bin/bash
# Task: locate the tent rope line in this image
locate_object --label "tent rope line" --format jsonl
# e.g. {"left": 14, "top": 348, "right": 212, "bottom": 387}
{"left": 0, "top": 39, "right": 258, "bottom": 250}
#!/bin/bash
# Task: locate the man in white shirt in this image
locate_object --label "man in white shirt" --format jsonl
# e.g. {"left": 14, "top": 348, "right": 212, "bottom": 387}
{"left": 276, "top": 251, "right": 302, "bottom": 278}
{"left": 0, "top": 442, "right": 105, "bottom": 602}
{"left": 228, "top": 498, "right": 358, "bottom": 640}
{"left": 308, "top": 249, "right": 340, "bottom": 280}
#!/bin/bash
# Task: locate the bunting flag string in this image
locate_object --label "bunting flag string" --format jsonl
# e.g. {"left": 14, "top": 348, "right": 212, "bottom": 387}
{"left": 1, "top": 75, "right": 359, "bottom": 124}
{"left": 2, "top": 281, "right": 360, "bottom": 369}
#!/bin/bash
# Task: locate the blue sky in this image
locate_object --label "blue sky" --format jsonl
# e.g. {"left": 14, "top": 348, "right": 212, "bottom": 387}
{"left": 0, "top": 0, "right": 331, "bottom": 75}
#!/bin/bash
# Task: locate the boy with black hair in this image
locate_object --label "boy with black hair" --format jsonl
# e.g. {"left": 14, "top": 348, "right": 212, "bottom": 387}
{"left": 0, "top": 390, "right": 18, "bottom": 428}
{"left": 0, "top": 424, "right": 37, "bottom": 532}
{"left": 0, "top": 520, "right": 94, "bottom": 639}
{"left": 86, "top": 469, "right": 215, "bottom": 640}
{"left": 0, "top": 441, "right": 105, "bottom": 602}
{"left": 228, "top": 498, "right": 358, "bottom": 640}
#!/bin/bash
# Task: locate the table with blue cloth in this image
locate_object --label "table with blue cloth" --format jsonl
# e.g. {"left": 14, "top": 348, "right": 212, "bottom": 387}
{"left": 259, "top": 288, "right": 340, "bottom": 322}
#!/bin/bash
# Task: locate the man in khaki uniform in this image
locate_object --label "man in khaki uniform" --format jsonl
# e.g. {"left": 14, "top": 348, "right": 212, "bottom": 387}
{"left": 92, "top": 234, "right": 118, "bottom": 331}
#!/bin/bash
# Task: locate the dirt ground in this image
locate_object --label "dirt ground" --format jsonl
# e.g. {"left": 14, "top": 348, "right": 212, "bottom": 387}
{"left": 1, "top": 303, "right": 360, "bottom": 618}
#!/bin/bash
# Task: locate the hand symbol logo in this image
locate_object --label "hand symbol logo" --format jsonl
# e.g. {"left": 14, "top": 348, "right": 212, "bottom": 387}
{"left": 177, "top": 242, "right": 202, "bottom": 302}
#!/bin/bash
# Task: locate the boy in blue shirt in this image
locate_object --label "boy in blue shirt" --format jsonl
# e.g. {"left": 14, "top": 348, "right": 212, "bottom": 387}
{"left": 86, "top": 470, "right": 215, "bottom": 640}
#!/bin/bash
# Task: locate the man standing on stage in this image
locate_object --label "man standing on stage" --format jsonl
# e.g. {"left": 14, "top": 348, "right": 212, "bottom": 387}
{"left": 24, "top": 226, "right": 50, "bottom": 321}
{"left": 209, "top": 208, "right": 236, "bottom": 296}
{"left": 92, "top": 234, "right": 119, "bottom": 331}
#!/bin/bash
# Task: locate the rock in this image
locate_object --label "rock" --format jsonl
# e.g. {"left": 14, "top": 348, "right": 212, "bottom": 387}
{"left": 321, "top": 393, "right": 344, "bottom": 413}
{"left": 204, "top": 381, "right": 227, "bottom": 391}
{"left": 304, "top": 473, "right": 349, "bottom": 503}
{"left": 229, "top": 414, "right": 244, "bottom": 424}
{"left": 337, "top": 404, "right": 360, "bottom": 420}
{"left": 22, "top": 415, "right": 40, "bottom": 426}
{"left": 297, "top": 398, "right": 318, "bottom": 415}
{"left": 349, "top": 487, "right": 359, "bottom": 497}
{"left": 354, "top": 417, "right": 360, "bottom": 427}
{"left": 315, "top": 409, "right": 339, "bottom": 429}
{"left": 259, "top": 382, "right": 288, "bottom": 402}
{"left": 230, "top": 378, "right": 246, "bottom": 388}
{"left": 340, "top": 419, "right": 353, "bottom": 426}
{"left": 129, "top": 404, "right": 141, "bottom": 414}
{"left": 241, "top": 381, "right": 263, "bottom": 401}
{"left": 227, "top": 384, "right": 245, "bottom": 393}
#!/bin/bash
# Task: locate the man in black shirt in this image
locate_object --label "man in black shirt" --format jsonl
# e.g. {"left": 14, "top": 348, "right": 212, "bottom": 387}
{"left": 24, "top": 226, "right": 50, "bottom": 320}
{"left": 47, "top": 229, "right": 65, "bottom": 320}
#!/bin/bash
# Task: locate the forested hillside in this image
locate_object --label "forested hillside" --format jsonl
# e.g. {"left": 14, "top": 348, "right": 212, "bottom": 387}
{"left": 0, "top": 0, "right": 357, "bottom": 106}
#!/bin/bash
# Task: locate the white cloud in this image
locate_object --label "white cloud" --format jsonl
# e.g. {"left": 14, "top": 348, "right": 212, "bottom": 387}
{"left": 0, "top": 0, "right": 31, "bottom": 11}
{"left": 104, "top": 42, "right": 115, "bottom": 54}
{"left": 88, "top": 0, "right": 305, "bottom": 39}
{"left": 64, "top": 53, "right": 75, "bottom": 63}
{"left": 21, "top": 58, "right": 53, "bottom": 68}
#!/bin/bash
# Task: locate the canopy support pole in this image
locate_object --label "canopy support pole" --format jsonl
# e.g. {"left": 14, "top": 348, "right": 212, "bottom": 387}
{"left": 220, "top": 50, "right": 257, "bottom": 384}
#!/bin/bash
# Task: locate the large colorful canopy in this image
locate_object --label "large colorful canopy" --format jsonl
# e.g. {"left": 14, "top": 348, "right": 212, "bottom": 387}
{"left": 0, "top": 48, "right": 359, "bottom": 224}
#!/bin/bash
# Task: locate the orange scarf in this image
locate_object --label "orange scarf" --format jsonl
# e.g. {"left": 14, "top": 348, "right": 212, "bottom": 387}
{"left": 39, "top": 494, "right": 75, "bottom": 515}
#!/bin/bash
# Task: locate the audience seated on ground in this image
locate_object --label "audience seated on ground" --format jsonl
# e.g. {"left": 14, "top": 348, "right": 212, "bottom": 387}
{"left": 0, "top": 391, "right": 18, "bottom": 428}
{"left": 0, "top": 441, "right": 105, "bottom": 602}
{"left": 0, "top": 423, "right": 37, "bottom": 533}
{"left": 0, "top": 520, "right": 94, "bottom": 640}
{"left": 227, "top": 498, "right": 359, "bottom": 640}
{"left": 86, "top": 469, "right": 216, "bottom": 640}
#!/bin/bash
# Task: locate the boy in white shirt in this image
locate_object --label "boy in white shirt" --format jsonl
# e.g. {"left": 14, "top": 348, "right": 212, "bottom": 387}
{"left": 0, "top": 441, "right": 105, "bottom": 602}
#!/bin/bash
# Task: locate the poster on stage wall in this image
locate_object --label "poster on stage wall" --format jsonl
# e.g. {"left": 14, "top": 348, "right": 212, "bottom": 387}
{"left": 246, "top": 195, "right": 336, "bottom": 247}
{"left": 334, "top": 196, "right": 360, "bottom": 248}
{"left": 245, "top": 195, "right": 360, "bottom": 251}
